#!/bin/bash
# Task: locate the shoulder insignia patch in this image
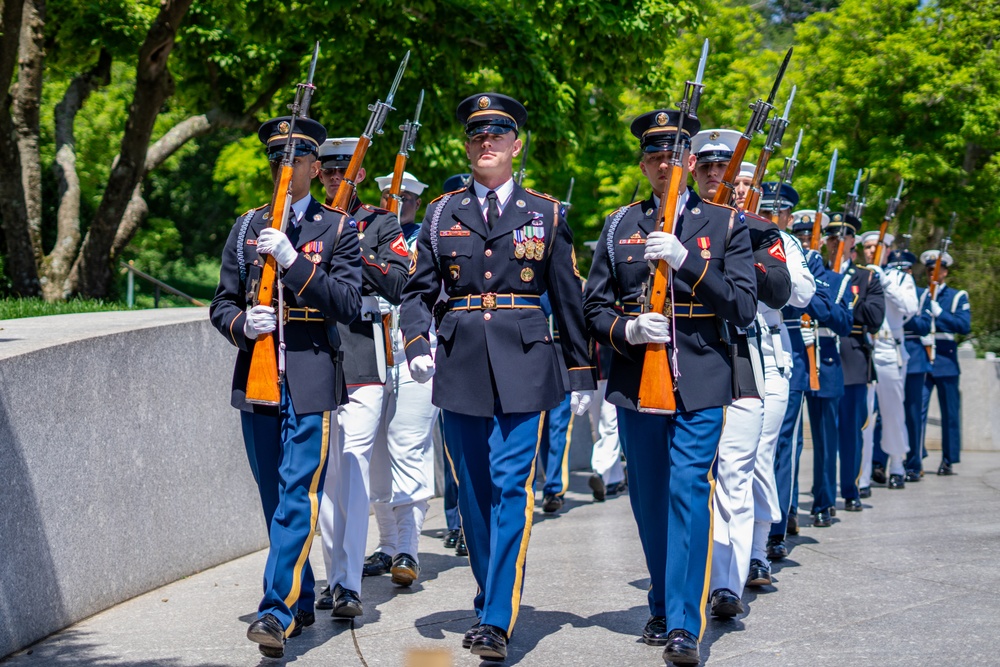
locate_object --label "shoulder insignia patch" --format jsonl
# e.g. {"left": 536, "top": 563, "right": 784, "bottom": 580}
{"left": 390, "top": 233, "right": 409, "bottom": 257}
{"left": 768, "top": 239, "right": 787, "bottom": 262}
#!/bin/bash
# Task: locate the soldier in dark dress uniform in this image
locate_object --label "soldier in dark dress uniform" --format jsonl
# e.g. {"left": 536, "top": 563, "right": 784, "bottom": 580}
{"left": 583, "top": 109, "right": 757, "bottom": 665}
{"left": 210, "top": 117, "right": 363, "bottom": 657}
{"left": 311, "top": 138, "right": 410, "bottom": 616}
{"left": 400, "top": 93, "right": 595, "bottom": 661}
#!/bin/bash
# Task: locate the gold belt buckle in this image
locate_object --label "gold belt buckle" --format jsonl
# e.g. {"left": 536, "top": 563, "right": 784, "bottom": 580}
{"left": 282, "top": 304, "right": 290, "bottom": 324}
{"left": 481, "top": 292, "right": 498, "bottom": 310}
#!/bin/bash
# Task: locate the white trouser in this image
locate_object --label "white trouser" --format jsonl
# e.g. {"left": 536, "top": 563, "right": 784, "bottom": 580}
{"left": 712, "top": 395, "right": 765, "bottom": 596}
{"left": 319, "top": 383, "right": 386, "bottom": 593}
{"left": 370, "top": 361, "right": 438, "bottom": 561}
{"left": 871, "top": 355, "right": 909, "bottom": 476}
{"left": 750, "top": 362, "right": 789, "bottom": 563}
{"left": 859, "top": 383, "right": 878, "bottom": 487}
{"left": 588, "top": 379, "right": 625, "bottom": 486}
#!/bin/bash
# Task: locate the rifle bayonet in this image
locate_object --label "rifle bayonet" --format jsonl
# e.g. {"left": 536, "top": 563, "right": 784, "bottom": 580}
{"left": 515, "top": 130, "right": 532, "bottom": 186}
{"left": 361, "top": 50, "right": 410, "bottom": 140}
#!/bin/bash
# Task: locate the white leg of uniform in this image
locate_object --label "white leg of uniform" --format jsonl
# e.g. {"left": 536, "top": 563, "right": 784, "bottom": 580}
{"left": 373, "top": 503, "right": 398, "bottom": 555}
{"left": 874, "top": 359, "right": 909, "bottom": 475}
{"left": 369, "top": 365, "right": 397, "bottom": 555}
{"left": 395, "top": 499, "right": 429, "bottom": 559}
{"left": 859, "top": 382, "right": 878, "bottom": 488}
{"left": 751, "top": 363, "right": 788, "bottom": 563}
{"left": 589, "top": 380, "right": 625, "bottom": 486}
{"left": 712, "top": 396, "right": 764, "bottom": 596}
{"left": 319, "top": 383, "right": 385, "bottom": 593}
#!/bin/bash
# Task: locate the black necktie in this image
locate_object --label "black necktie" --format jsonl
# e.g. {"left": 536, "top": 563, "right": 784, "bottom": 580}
{"left": 486, "top": 190, "right": 500, "bottom": 229}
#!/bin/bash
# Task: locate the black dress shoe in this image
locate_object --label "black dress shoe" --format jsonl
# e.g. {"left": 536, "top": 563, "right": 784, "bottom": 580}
{"left": 390, "top": 553, "right": 420, "bottom": 586}
{"left": 443, "top": 528, "right": 461, "bottom": 549}
{"left": 787, "top": 513, "right": 799, "bottom": 536}
{"left": 766, "top": 535, "right": 787, "bottom": 561}
{"left": 710, "top": 588, "right": 744, "bottom": 617}
{"left": 905, "top": 470, "right": 921, "bottom": 482}
{"left": 455, "top": 531, "right": 469, "bottom": 557}
{"left": 746, "top": 559, "right": 772, "bottom": 587}
{"left": 845, "top": 498, "right": 863, "bottom": 511}
{"left": 316, "top": 585, "right": 333, "bottom": 610}
{"left": 589, "top": 473, "right": 607, "bottom": 502}
{"left": 331, "top": 584, "right": 363, "bottom": 618}
{"left": 288, "top": 609, "right": 315, "bottom": 638}
{"left": 606, "top": 481, "right": 627, "bottom": 496}
{"left": 859, "top": 486, "right": 872, "bottom": 498}
{"left": 642, "top": 615, "right": 669, "bottom": 646}
{"left": 470, "top": 624, "right": 507, "bottom": 660}
{"left": 542, "top": 494, "right": 563, "bottom": 513}
{"left": 247, "top": 613, "right": 285, "bottom": 657}
{"left": 872, "top": 463, "right": 887, "bottom": 485}
{"left": 462, "top": 622, "right": 481, "bottom": 649}
{"left": 663, "top": 628, "right": 700, "bottom": 666}
{"left": 888, "top": 473, "right": 906, "bottom": 489}
{"left": 813, "top": 508, "right": 832, "bottom": 527}
{"left": 938, "top": 461, "right": 954, "bottom": 476}
{"left": 829, "top": 506, "right": 837, "bottom": 517}
{"left": 362, "top": 550, "right": 393, "bottom": 577}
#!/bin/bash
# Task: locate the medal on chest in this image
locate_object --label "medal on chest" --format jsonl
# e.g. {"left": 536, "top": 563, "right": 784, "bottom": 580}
{"left": 697, "top": 236, "right": 711, "bottom": 260}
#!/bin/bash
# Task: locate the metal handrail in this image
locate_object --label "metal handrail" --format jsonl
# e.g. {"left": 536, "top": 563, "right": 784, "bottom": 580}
{"left": 119, "top": 261, "right": 207, "bottom": 308}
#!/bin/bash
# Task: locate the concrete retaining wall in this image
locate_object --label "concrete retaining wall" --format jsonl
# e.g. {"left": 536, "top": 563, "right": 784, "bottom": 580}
{"left": 0, "top": 310, "right": 265, "bottom": 659}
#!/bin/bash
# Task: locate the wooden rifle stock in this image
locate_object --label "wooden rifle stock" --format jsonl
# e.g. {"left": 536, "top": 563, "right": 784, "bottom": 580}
{"left": 926, "top": 254, "right": 945, "bottom": 362}
{"left": 743, "top": 146, "right": 773, "bottom": 214}
{"left": 872, "top": 219, "right": 890, "bottom": 266}
{"left": 637, "top": 172, "right": 682, "bottom": 414}
{"left": 332, "top": 135, "right": 373, "bottom": 211}
{"left": 712, "top": 135, "right": 753, "bottom": 207}
{"left": 245, "top": 166, "right": 295, "bottom": 405}
{"left": 386, "top": 153, "right": 408, "bottom": 215}
{"left": 801, "top": 211, "right": 824, "bottom": 391}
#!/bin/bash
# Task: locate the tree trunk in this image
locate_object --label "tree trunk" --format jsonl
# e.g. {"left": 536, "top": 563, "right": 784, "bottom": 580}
{"left": 13, "top": 0, "right": 45, "bottom": 263}
{"left": 72, "top": 0, "right": 194, "bottom": 298}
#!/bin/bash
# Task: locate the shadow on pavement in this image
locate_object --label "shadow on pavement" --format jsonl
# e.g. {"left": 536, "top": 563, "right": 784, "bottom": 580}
{"left": 0, "top": 628, "right": 230, "bottom": 667}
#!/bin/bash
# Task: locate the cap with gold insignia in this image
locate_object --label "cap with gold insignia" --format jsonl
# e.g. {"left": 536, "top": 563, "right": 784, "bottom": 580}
{"left": 761, "top": 182, "right": 800, "bottom": 210}
{"left": 790, "top": 209, "right": 829, "bottom": 234}
{"left": 374, "top": 171, "right": 428, "bottom": 196}
{"left": 690, "top": 128, "right": 741, "bottom": 163}
{"left": 825, "top": 212, "right": 861, "bottom": 237}
{"left": 857, "top": 230, "right": 894, "bottom": 247}
{"left": 258, "top": 116, "right": 327, "bottom": 162}
{"left": 443, "top": 173, "right": 471, "bottom": 193}
{"left": 630, "top": 109, "right": 700, "bottom": 153}
{"left": 919, "top": 249, "right": 955, "bottom": 268}
{"left": 456, "top": 93, "right": 527, "bottom": 137}
{"left": 318, "top": 137, "right": 359, "bottom": 169}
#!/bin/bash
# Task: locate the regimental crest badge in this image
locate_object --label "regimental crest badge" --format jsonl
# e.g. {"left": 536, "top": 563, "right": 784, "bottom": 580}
{"left": 278, "top": 121, "right": 290, "bottom": 135}
{"left": 478, "top": 96, "right": 491, "bottom": 109}
{"left": 655, "top": 112, "right": 668, "bottom": 126}
{"left": 449, "top": 264, "right": 461, "bottom": 281}
{"left": 709, "top": 131, "right": 720, "bottom": 141}
{"left": 520, "top": 267, "right": 534, "bottom": 282}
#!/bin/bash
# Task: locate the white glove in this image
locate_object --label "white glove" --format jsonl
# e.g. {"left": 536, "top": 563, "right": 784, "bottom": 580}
{"left": 570, "top": 390, "right": 593, "bottom": 416}
{"left": 244, "top": 305, "right": 277, "bottom": 340}
{"left": 644, "top": 231, "right": 689, "bottom": 269}
{"left": 920, "top": 334, "right": 935, "bottom": 346}
{"left": 801, "top": 323, "right": 816, "bottom": 348}
{"left": 625, "top": 312, "right": 672, "bottom": 345}
{"left": 409, "top": 354, "right": 435, "bottom": 383}
{"left": 257, "top": 227, "right": 299, "bottom": 269}
{"left": 930, "top": 300, "right": 943, "bottom": 317}
{"left": 866, "top": 264, "right": 886, "bottom": 283}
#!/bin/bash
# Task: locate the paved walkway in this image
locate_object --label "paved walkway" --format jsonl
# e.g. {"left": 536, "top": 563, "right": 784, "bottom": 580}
{"left": 4, "top": 450, "right": 1000, "bottom": 666}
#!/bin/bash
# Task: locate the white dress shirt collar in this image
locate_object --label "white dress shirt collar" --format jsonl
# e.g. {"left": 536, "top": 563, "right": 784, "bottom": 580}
{"left": 472, "top": 178, "right": 515, "bottom": 218}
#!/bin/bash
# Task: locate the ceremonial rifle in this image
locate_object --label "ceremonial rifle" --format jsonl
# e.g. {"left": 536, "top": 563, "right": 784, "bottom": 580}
{"left": 802, "top": 149, "right": 838, "bottom": 391}
{"left": 770, "top": 128, "right": 802, "bottom": 224}
{"left": 332, "top": 51, "right": 410, "bottom": 209}
{"left": 713, "top": 47, "right": 792, "bottom": 207}
{"left": 245, "top": 43, "right": 321, "bottom": 406}
{"left": 832, "top": 168, "right": 863, "bottom": 274}
{"left": 386, "top": 89, "right": 424, "bottom": 216}
{"left": 899, "top": 215, "right": 915, "bottom": 251}
{"left": 637, "top": 38, "right": 709, "bottom": 414}
{"left": 629, "top": 182, "right": 641, "bottom": 204}
{"left": 926, "top": 211, "right": 957, "bottom": 363}
{"left": 561, "top": 177, "right": 575, "bottom": 216}
{"left": 745, "top": 85, "right": 796, "bottom": 214}
{"left": 515, "top": 131, "right": 532, "bottom": 186}
{"left": 873, "top": 177, "right": 904, "bottom": 266}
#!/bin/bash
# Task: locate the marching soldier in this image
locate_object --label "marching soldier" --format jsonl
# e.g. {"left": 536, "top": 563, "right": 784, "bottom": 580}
{"left": 687, "top": 129, "right": 791, "bottom": 615}
{"left": 858, "top": 231, "right": 918, "bottom": 491}
{"left": 313, "top": 138, "right": 410, "bottom": 616}
{"left": 826, "top": 214, "right": 886, "bottom": 512}
{"left": 919, "top": 249, "right": 970, "bottom": 475}
{"left": 400, "top": 93, "right": 595, "bottom": 661}
{"left": 584, "top": 111, "right": 757, "bottom": 664}
{"left": 359, "top": 171, "right": 440, "bottom": 587}
{"left": 210, "top": 117, "right": 363, "bottom": 656}
{"left": 899, "top": 250, "right": 934, "bottom": 478}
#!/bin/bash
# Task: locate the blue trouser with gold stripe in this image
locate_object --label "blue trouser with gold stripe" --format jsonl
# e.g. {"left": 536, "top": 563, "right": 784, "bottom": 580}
{"left": 441, "top": 405, "right": 543, "bottom": 636}
{"left": 539, "top": 392, "right": 574, "bottom": 496}
{"left": 240, "top": 385, "right": 331, "bottom": 635}
{"left": 617, "top": 406, "right": 721, "bottom": 641}
{"left": 806, "top": 394, "right": 839, "bottom": 512}
{"left": 838, "top": 384, "right": 867, "bottom": 501}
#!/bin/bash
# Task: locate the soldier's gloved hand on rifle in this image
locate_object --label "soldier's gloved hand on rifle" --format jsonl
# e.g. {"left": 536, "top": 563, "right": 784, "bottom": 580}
{"left": 409, "top": 354, "right": 435, "bottom": 383}
{"left": 930, "top": 300, "right": 943, "bottom": 317}
{"left": 257, "top": 228, "right": 299, "bottom": 269}
{"left": 244, "top": 305, "right": 277, "bottom": 340}
{"left": 801, "top": 323, "right": 816, "bottom": 348}
{"left": 866, "top": 264, "right": 886, "bottom": 283}
{"left": 570, "top": 390, "right": 593, "bottom": 416}
{"left": 920, "top": 333, "right": 935, "bottom": 347}
{"left": 625, "top": 312, "right": 672, "bottom": 346}
{"left": 644, "top": 231, "right": 688, "bottom": 269}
